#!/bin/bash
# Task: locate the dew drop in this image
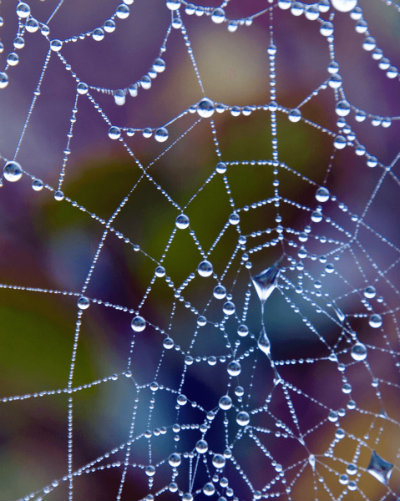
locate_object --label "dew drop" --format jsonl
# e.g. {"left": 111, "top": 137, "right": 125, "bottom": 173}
{"left": 211, "top": 8, "right": 225, "bottom": 24}
{"left": 3, "top": 160, "right": 22, "bottom": 182}
{"left": 219, "top": 395, "right": 232, "bottom": 410}
{"left": 351, "top": 342, "right": 367, "bottom": 361}
{"left": 195, "top": 439, "right": 208, "bottom": 454}
{"left": 212, "top": 454, "right": 226, "bottom": 469}
{"left": 114, "top": 89, "right": 125, "bottom": 106}
{"left": 335, "top": 100, "right": 351, "bottom": 116}
{"left": 155, "top": 266, "right": 166, "bottom": 277}
{"left": 50, "top": 39, "right": 63, "bottom": 52}
{"left": 222, "top": 301, "right": 235, "bottom": 316}
{"left": 236, "top": 411, "right": 250, "bottom": 426}
{"left": 216, "top": 161, "right": 227, "bottom": 174}
{"left": 154, "top": 127, "right": 169, "bottom": 142}
{"left": 54, "top": 190, "right": 64, "bottom": 201}
{"left": 108, "top": 126, "right": 121, "bottom": 140}
{"left": 315, "top": 187, "right": 330, "bottom": 203}
{"left": 168, "top": 453, "right": 181, "bottom": 468}
{"left": 258, "top": 327, "right": 271, "bottom": 357}
{"left": 197, "top": 98, "right": 214, "bottom": 118}
{"left": 369, "top": 314, "right": 382, "bottom": 328}
{"left": 251, "top": 260, "right": 281, "bottom": 303}
{"left": 331, "top": 0, "right": 357, "bottom": 12}
{"left": 367, "top": 450, "right": 393, "bottom": 486}
{"left": 32, "top": 179, "right": 43, "bottom": 191}
{"left": 237, "top": 324, "right": 248, "bottom": 337}
{"left": 288, "top": 109, "right": 301, "bottom": 123}
{"left": 166, "top": 0, "right": 181, "bottom": 10}
{"left": 175, "top": 214, "right": 189, "bottom": 229}
{"left": 334, "top": 135, "right": 346, "bottom": 149}
{"left": 197, "top": 260, "right": 213, "bottom": 277}
{"left": 213, "top": 285, "right": 226, "bottom": 300}
{"left": 77, "top": 296, "right": 90, "bottom": 310}
{"left": 163, "top": 337, "right": 174, "bottom": 349}
{"left": 364, "top": 286, "right": 376, "bottom": 299}
{"left": 227, "top": 360, "right": 241, "bottom": 377}
{"left": 0, "top": 72, "right": 9, "bottom": 89}
{"left": 153, "top": 58, "right": 166, "bottom": 73}
{"left": 131, "top": 315, "right": 146, "bottom": 332}
{"left": 16, "top": 2, "right": 31, "bottom": 18}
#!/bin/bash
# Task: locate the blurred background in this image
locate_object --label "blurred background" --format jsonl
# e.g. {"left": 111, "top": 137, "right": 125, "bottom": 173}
{"left": 0, "top": 0, "right": 399, "bottom": 499}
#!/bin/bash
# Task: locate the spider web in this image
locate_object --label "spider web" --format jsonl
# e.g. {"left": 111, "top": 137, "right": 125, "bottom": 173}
{"left": 0, "top": 0, "right": 400, "bottom": 500}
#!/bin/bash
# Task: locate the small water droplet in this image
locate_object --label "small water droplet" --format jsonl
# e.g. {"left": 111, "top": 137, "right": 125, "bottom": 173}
{"left": 219, "top": 395, "right": 232, "bottom": 410}
{"left": 108, "top": 126, "right": 121, "bottom": 140}
{"left": 364, "top": 286, "right": 376, "bottom": 299}
{"left": 308, "top": 454, "right": 316, "bottom": 470}
{"left": 197, "top": 260, "right": 213, "bottom": 277}
{"left": 335, "top": 100, "right": 351, "bottom": 116}
{"left": 168, "top": 453, "right": 181, "bottom": 468}
{"left": 237, "top": 324, "right": 248, "bottom": 337}
{"left": 227, "top": 360, "right": 241, "bottom": 377}
{"left": 16, "top": 2, "right": 31, "bottom": 18}
{"left": 50, "top": 39, "right": 63, "bottom": 52}
{"left": 369, "top": 314, "right": 382, "bottom": 328}
{"left": 351, "top": 342, "right": 367, "bottom": 361}
{"left": 131, "top": 315, "right": 146, "bottom": 332}
{"left": 166, "top": 0, "right": 181, "bottom": 10}
{"left": 315, "top": 187, "right": 330, "bottom": 203}
{"left": 212, "top": 454, "right": 226, "bottom": 468}
{"left": 114, "top": 89, "right": 125, "bottom": 106}
{"left": 77, "top": 296, "right": 90, "bottom": 310}
{"left": 333, "top": 305, "right": 345, "bottom": 322}
{"left": 3, "top": 160, "right": 22, "bottom": 182}
{"left": 197, "top": 97, "right": 214, "bottom": 118}
{"left": 213, "top": 285, "right": 226, "bottom": 300}
{"left": 0, "top": 72, "right": 9, "bottom": 89}
{"left": 32, "top": 179, "right": 44, "bottom": 191}
{"left": 222, "top": 300, "right": 235, "bottom": 316}
{"left": 367, "top": 450, "right": 393, "bottom": 486}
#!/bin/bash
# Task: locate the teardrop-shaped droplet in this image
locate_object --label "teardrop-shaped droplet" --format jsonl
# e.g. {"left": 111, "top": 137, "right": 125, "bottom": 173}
{"left": 251, "top": 258, "right": 282, "bottom": 303}
{"left": 257, "top": 326, "right": 271, "bottom": 356}
{"left": 367, "top": 450, "right": 393, "bottom": 486}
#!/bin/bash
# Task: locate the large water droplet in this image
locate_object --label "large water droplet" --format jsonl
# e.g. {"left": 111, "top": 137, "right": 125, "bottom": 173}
{"left": 197, "top": 260, "right": 213, "bottom": 277}
{"left": 197, "top": 98, "right": 214, "bottom": 118}
{"left": 315, "top": 187, "right": 330, "bottom": 203}
{"left": 168, "top": 453, "right": 181, "bottom": 468}
{"left": 222, "top": 300, "right": 235, "bottom": 316}
{"left": 369, "top": 314, "right": 382, "bottom": 328}
{"left": 0, "top": 72, "right": 9, "bottom": 89}
{"left": 213, "top": 285, "right": 226, "bottom": 300}
{"left": 331, "top": 0, "right": 357, "bottom": 12}
{"left": 219, "top": 395, "right": 232, "bottom": 410}
{"left": 155, "top": 127, "right": 169, "bottom": 142}
{"left": 211, "top": 8, "right": 225, "bottom": 23}
{"left": 251, "top": 260, "right": 281, "bottom": 303}
{"left": 50, "top": 39, "right": 63, "bottom": 52}
{"left": 351, "top": 342, "right": 367, "bottom": 361}
{"left": 16, "top": 2, "right": 31, "bottom": 18}
{"left": 77, "top": 296, "right": 90, "bottom": 310}
{"left": 175, "top": 214, "right": 189, "bottom": 229}
{"left": 367, "top": 450, "right": 393, "bottom": 486}
{"left": 212, "top": 454, "right": 226, "bottom": 469}
{"left": 195, "top": 439, "right": 208, "bottom": 453}
{"left": 227, "top": 360, "right": 241, "bottom": 377}
{"left": 131, "top": 315, "right": 146, "bottom": 332}
{"left": 3, "top": 160, "right": 23, "bottom": 182}
{"left": 364, "top": 286, "right": 376, "bottom": 299}
{"left": 288, "top": 109, "right": 301, "bottom": 123}
{"left": 166, "top": 0, "right": 181, "bottom": 10}
{"left": 203, "top": 483, "right": 215, "bottom": 496}
{"left": 236, "top": 411, "right": 250, "bottom": 426}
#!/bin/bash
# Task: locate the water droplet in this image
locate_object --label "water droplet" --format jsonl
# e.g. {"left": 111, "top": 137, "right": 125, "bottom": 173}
{"left": 77, "top": 82, "right": 88, "bottom": 95}
{"left": 197, "top": 260, "right": 213, "bottom": 277}
{"left": 77, "top": 296, "right": 90, "bottom": 310}
{"left": 114, "top": 89, "right": 125, "bottom": 106}
{"left": 108, "top": 126, "right": 121, "bottom": 140}
{"left": 168, "top": 453, "right": 181, "bottom": 468}
{"left": 175, "top": 214, "right": 189, "bottom": 229}
{"left": 155, "top": 265, "right": 166, "bottom": 277}
{"left": 16, "top": 2, "right": 30, "bottom": 18}
{"left": 331, "top": 0, "right": 357, "bottom": 12}
{"left": 197, "top": 98, "right": 214, "bottom": 118}
{"left": 251, "top": 260, "right": 281, "bottom": 303}
{"left": 311, "top": 210, "right": 323, "bottom": 223}
{"left": 346, "top": 463, "right": 357, "bottom": 475}
{"left": 222, "top": 301, "right": 235, "bottom": 316}
{"left": 166, "top": 0, "right": 181, "bottom": 10}
{"left": 229, "top": 212, "right": 240, "bottom": 225}
{"left": 177, "top": 394, "right": 187, "bottom": 406}
{"left": 211, "top": 8, "right": 225, "bottom": 24}
{"left": 216, "top": 161, "right": 227, "bottom": 174}
{"left": 50, "top": 39, "right": 63, "bottom": 52}
{"left": 258, "top": 327, "right": 271, "bottom": 357}
{"left": 145, "top": 465, "right": 156, "bottom": 477}
{"left": 155, "top": 127, "right": 168, "bottom": 142}
{"left": 116, "top": 4, "right": 130, "bottom": 19}
{"left": 54, "top": 190, "right": 64, "bottom": 201}
{"left": 364, "top": 286, "right": 376, "bottom": 299}
{"left": 3, "top": 161, "right": 22, "bottom": 182}
{"left": 315, "top": 187, "right": 330, "bottom": 203}
{"left": 335, "top": 100, "right": 351, "bottom": 116}
{"left": 288, "top": 109, "right": 301, "bottom": 123}
{"left": 7, "top": 52, "right": 19, "bottom": 66}
{"left": 153, "top": 58, "right": 166, "bottom": 72}
{"left": 236, "top": 411, "right": 250, "bottom": 426}
{"left": 131, "top": 315, "right": 146, "bottom": 332}
{"left": 213, "top": 285, "right": 226, "bottom": 299}
{"left": 333, "top": 305, "right": 345, "bottom": 322}
{"left": 227, "top": 360, "right": 241, "bottom": 377}
{"left": 203, "top": 483, "right": 215, "bottom": 496}
{"left": 32, "top": 179, "right": 43, "bottom": 191}
{"left": 237, "top": 324, "right": 248, "bottom": 337}
{"left": 334, "top": 135, "right": 346, "bottom": 149}
{"left": 195, "top": 439, "right": 208, "bottom": 453}
{"left": 367, "top": 450, "right": 393, "bottom": 486}
{"left": 0, "top": 72, "right": 9, "bottom": 89}
{"left": 308, "top": 454, "right": 316, "bottom": 470}
{"left": 369, "top": 314, "right": 382, "bottom": 328}
{"left": 351, "top": 342, "right": 367, "bottom": 361}
{"left": 219, "top": 395, "right": 232, "bottom": 410}
{"left": 328, "top": 410, "right": 338, "bottom": 422}
{"left": 212, "top": 454, "right": 226, "bottom": 468}
{"left": 163, "top": 337, "right": 174, "bottom": 349}
{"left": 92, "top": 28, "right": 104, "bottom": 42}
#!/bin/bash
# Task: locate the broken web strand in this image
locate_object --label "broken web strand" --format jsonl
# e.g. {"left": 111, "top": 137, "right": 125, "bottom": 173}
{"left": 0, "top": 0, "right": 399, "bottom": 500}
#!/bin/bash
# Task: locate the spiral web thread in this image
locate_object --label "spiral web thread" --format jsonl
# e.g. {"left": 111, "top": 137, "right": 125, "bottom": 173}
{"left": 0, "top": 0, "right": 400, "bottom": 500}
